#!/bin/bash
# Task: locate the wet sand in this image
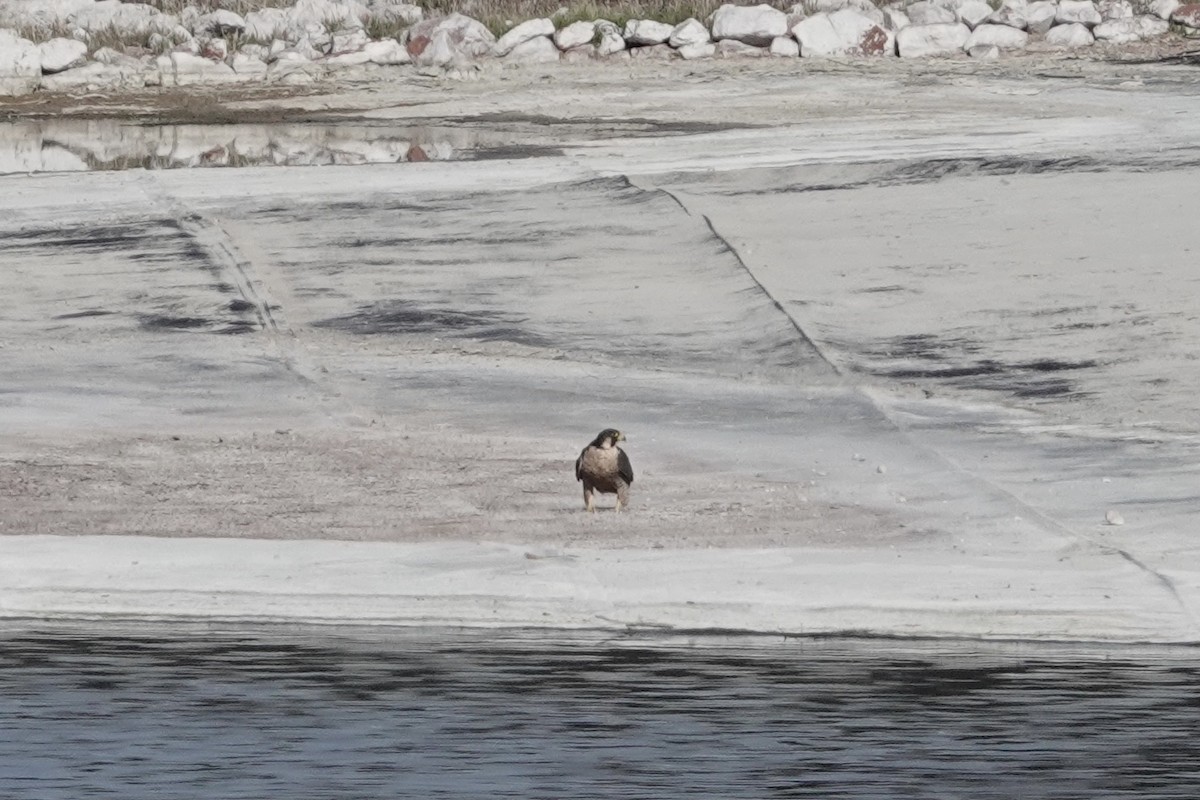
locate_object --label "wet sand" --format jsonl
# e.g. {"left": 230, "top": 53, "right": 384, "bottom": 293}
{"left": 3, "top": 58, "right": 1200, "bottom": 641}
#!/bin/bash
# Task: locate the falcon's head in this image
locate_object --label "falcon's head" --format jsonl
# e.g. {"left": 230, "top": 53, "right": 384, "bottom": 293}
{"left": 592, "top": 428, "right": 625, "bottom": 448}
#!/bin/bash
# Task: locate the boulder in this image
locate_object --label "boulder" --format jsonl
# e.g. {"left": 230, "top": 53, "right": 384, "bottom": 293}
{"left": 830, "top": 8, "right": 894, "bottom": 54}
{"left": 1170, "top": 3, "right": 1200, "bottom": 25}
{"left": 896, "top": 22, "right": 970, "bottom": 56}
{"left": 505, "top": 34, "right": 560, "bottom": 62}
{"left": 231, "top": 52, "right": 269, "bottom": 74}
{"left": 793, "top": 12, "right": 844, "bottom": 54}
{"left": 965, "top": 22, "right": 1029, "bottom": 47}
{"left": 669, "top": 18, "right": 711, "bottom": 48}
{"left": 194, "top": 9, "right": 245, "bottom": 36}
{"left": 1056, "top": 0, "right": 1103, "bottom": 26}
{"left": 405, "top": 13, "right": 495, "bottom": 66}
{"left": 678, "top": 40, "right": 717, "bottom": 57}
{"left": 1098, "top": 0, "right": 1134, "bottom": 19}
{"left": 156, "top": 52, "right": 239, "bottom": 86}
{"left": 554, "top": 20, "right": 596, "bottom": 50}
{"left": 0, "top": 30, "right": 41, "bottom": 96}
{"left": 286, "top": 0, "right": 365, "bottom": 38}
{"left": 715, "top": 38, "right": 770, "bottom": 55}
{"left": 1024, "top": 1, "right": 1058, "bottom": 33}
{"left": 882, "top": 6, "right": 911, "bottom": 30}
{"left": 366, "top": 0, "right": 422, "bottom": 26}
{"left": 244, "top": 8, "right": 288, "bottom": 41}
{"left": 495, "top": 17, "right": 554, "bottom": 56}
{"left": 623, "top": 19, "right": 674, "bottom": 45}
{"left": 987, "top": 0, "right": 1030, "bottom": 30}
{"left": 331, "top": 28, "right": 370, "bottom": 53}
{"left": 953, "top": 0, "right": 995, "bottom": 28}
{"left": 1150, "top": 0, "right": 1181, "bottom": 19}
{"left": 804, "top": 0, "right": 885, "bottom": 23}
{"left": 1044, "top": 20, "right": 1095, "bottom": 44}
{"left": 594, "top": 20, "right": 625, "bottom": 55}
{"left": 39, "top": 61, "right": 146, "bottom": 91}
{"left": 906, "top": 1, "right": 957, "bottom": 25}
{"left": 363, "top": 37, "right": 410, "bottom": 63}
{"left": 711, "top": 3, "right": 789, "bottom": 45}
{"left": 769, "top": 35, "right": 801, "bottom": 55}
{"left": 38, "top": 37, "right": 87, "bottom": 73}
{"left": 1095, "top": 14, "right": 1168, "bottom": 38}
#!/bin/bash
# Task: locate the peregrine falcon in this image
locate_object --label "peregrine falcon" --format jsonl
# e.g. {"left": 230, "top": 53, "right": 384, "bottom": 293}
{"left": 575, "top": 428, "right": 634, "bottom": 512}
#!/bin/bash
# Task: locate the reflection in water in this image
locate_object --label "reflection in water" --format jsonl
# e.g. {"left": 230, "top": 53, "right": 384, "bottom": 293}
{"left": 0, "top": 119, "right": 549, "bottom": 174}
{"left": 2, "top": 625, "right": 1200, "bottom": 798}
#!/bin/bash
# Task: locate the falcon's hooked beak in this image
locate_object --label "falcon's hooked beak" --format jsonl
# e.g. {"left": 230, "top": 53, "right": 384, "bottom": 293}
{"left": 616, "top": 431, "right": 626, "bottom": 442}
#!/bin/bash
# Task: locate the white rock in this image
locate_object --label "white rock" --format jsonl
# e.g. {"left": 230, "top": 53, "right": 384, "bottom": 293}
{"left": 203, "top": 37, "right": 229, "bottom": 60}
{"left": 331, "top": 27, "right": 370, "bottom": 53}
{"left": 495, "top": 17, "right": 554, "bottom": 56}
{"left": 714, "top": 38, "right": 769, "bottom": 56}
{"left": 805, "top": 0, "right": 886, "bottom": 23}
{"left": 965, "top": 23, "right": 1029, "bottom": 47}
{"left": 367, "top": 0, "right": 422, "bottom": 26}
{"left": 793, "top": 12, "right": 843, "bottom": 54}
{"left": 1150, "top": 0, "right": 1181, "bottom": 19}
{"left": 1136, "top": 13, "right": 1170, "bottom": 34}
{"left": 830, "top": 8, "right": 894, "bottom": 54}
{"left": 1098, "top": 0, "right": 1134, "bottom": 19}
{"left": 504, "top": 34, "right": 560, "bottom": 62}
{"left": 286, "top": 0, "right": 364, "bottom": 39}
{"left": 554, "top": 20, "right": 596, "bottom": 50}
{"left": 987, "top": 0, "right": 1030, "bottom": 30}
{"left": 953, "top": 0, "right": 995, "bottom": 28}
{"left": 677, "top": 41, "right": 717, "bottom": 58}
{"left": 1094, "top": 13, "right": 1168, "bottom": 39}
{"left": 92, "top": 46, "right": 136, "bottom": 66}
{"left": 156, "top": 51, "right": 239, "bottom": 86}
{"left": 883, "top": 6, "right": 911, "bottom": 30}
{"left": 769, "top": 35, "right": 801, "bottom": 55}
{"left": 1056, "top": 0, "right": 1103, "bottom": 26}
{"left": 405, "top": 13, "right": 496, "bottom": 66}
{"left": 0, "top": 30, "right": 40, "bottom": 96}
{"left": 669, "top": 18, "right": 711, "bottom": 48}
{"left": 560, "top": 44, "right": 595, "bottom": 62}
{"left": 38, "top": 37, "right": 87, "bottom": 74}
{"left": 906, "top": 1, "right": 957, "bottom": 24}
{"left": 622, "top": 18, "right": 674, "bottom": 45}
{"left": 594, "top": 20, "right": 625, "bottom": 55}
{"left": 195, "top": 9, "right": 246, "bottom": 36}
{"left": 231, "top": 52, "right": 269, "bottom": 74}
{"left": 38, "top": 60, "right": 146, "bottom": 92}
{"left": 1043, "top": 20, "right": 1095, "bottom": 44}
{"left": 711, "top": 3, "right": 789, "bottom": 45}
{"left": 244, "top": 8, "right": 289, "bottom": 41}
{"left": 363, "top": 37, "right": 410, "bottom": 63}
{"left": 1024, "top": 0, "right": 1059, "bottom": 33}
{"left": 267, "top": 57, "right": 323, "bottom": 83}
{"left": 896, "top": 22, "right": 970, "bottom": 56}
{"left": 1105, "top": 509, "right": 1125, "bottom": 525}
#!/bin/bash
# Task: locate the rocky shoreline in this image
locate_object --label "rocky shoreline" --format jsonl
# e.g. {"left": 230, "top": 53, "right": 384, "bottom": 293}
{"left": 1, "top": 0, "right": 1198, "bottom": 96}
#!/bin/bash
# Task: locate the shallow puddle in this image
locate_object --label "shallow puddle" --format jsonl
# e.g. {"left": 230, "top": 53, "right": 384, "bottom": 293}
{"left": 0, "top": 119, "right": 563, "bottom": 175}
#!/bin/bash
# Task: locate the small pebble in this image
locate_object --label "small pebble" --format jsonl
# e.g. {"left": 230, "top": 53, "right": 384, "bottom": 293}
{"left": 1105, "top": 509, "right": 1125, "bottom": 526}
{"left": 876, "top": 465, "right": 887, "bottom": 474}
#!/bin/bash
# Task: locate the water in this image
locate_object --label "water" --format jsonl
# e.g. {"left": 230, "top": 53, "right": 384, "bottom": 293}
{"left": 3, "top": 624, "right": 1200, "bottom": 799}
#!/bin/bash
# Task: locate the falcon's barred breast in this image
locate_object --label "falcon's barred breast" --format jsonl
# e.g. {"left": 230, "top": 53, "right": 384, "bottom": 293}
{"left": 575, "top": 428, "right": 634, "bottom": 512}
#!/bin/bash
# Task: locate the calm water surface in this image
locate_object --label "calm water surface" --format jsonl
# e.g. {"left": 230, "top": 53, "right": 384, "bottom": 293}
{"left": 2, "top": 624, "right": 1199, "bottom": 799}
